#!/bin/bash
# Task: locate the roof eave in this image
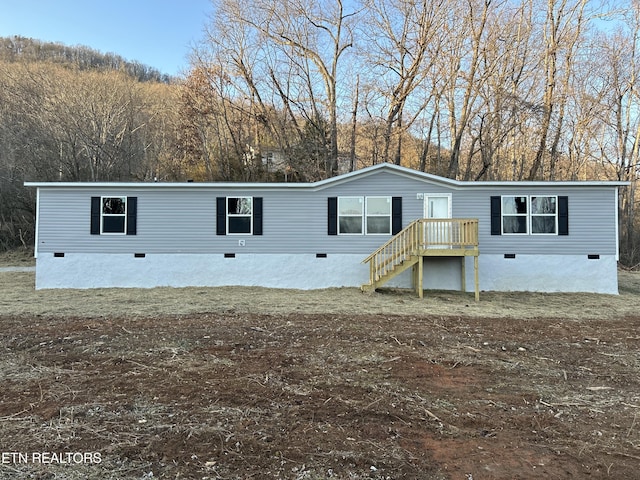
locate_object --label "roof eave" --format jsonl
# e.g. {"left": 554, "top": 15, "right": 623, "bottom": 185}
{"left": 23, "top": 163, "right": 631, "bottom": 189}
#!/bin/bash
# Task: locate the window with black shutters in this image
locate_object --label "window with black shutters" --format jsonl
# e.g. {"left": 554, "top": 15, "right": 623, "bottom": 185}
{"left": 216, "top": 197, "right": 263, "bottom": 235}
{"left": 490, "top": 195, "right": 567, "bottom": 236}
{"left": 91, "top": 196, "right": 137, "bottom": 235}
{"left": 328, "top": 196, "right": 402, "bottom": 236}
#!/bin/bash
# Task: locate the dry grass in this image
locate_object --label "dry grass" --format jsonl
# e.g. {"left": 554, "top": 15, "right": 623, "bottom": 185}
{"left": 0, "top": 268, "right": 638, "bottom": 320}
{"left": 0, "top": 308, "right": 639, "bottom": 479}
{"left": 0, "top": 248, "right": 34, "bottom": 267}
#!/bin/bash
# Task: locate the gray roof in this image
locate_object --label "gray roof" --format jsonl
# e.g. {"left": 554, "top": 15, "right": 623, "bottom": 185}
{"left": 25, "top": 162, "right": 629, "bottom": 190}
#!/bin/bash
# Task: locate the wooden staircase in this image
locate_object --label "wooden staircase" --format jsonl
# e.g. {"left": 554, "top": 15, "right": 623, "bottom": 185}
{"left": 361, "top": 218, "right": 480, "bottom": 301}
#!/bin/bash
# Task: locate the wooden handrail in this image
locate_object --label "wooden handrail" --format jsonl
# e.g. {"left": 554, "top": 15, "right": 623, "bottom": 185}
{"left": 362, "top": 218, "right": 479, "bottom": 286}
{"left": 361, "top": 219, "right": 421, "bottom": 264}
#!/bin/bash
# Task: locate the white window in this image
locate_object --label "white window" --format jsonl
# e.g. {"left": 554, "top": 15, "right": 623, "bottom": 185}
{"left": 502, "top": 196, "right": 528, "bottom": 234}
{"left": 502, "top": 195, "right": 558, "bottom": 235}
{"left": 366, "top": 197, "right": 391, "bottom": 234}
{"left": 338, "top": 197, "right": 363, "bottom": 234}
{"left": 531, "top": 196, "right": 557, "bottom": 234}
{"left": 101, "top": 196, "right": 127, "bottom": 234}
{"left": 227, "top": 197, "right": 252, "bottom": 234}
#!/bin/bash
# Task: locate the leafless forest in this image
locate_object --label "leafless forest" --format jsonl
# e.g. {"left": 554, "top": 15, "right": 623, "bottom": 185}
{"left": 1, "top": 0, "right": 639, "bottom": 264}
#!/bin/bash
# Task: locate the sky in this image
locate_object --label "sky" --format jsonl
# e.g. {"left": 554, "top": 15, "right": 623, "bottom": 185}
{"left": 0, "top": 0, "right": 212, "bottom": 76}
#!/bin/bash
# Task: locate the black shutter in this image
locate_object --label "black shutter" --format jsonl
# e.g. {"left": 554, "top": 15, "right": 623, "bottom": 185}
{"left": 392, "top": 197, "right": 402, "bottom": 234}
{"left": 90, "top": 197, "right": 100, "bottom": 235}
{"left": 126, "top": 197, "right": 137, "bottom": 235}
{"left": 216, "top": 197, "right": 226, "bottom": 235}
{"left": 328, "top": 197, "right": 338, "bottom": 235}
{"left": 490, "top": 196, "right": 501, "bottom": 235}
{"left": 558, "top": 196, "right": 569, "bottom": 235}
{"left": 253, "top": 197, "right": 263, "bottom": 235}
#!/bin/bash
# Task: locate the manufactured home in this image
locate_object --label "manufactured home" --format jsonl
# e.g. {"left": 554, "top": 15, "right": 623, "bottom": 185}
{"left": 26, "top": 163, "right": 627, "bottom": 295}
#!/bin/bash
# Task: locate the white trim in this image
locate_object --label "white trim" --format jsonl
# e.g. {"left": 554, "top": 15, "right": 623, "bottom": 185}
{"left": 337, "top": 196, "right": 394, "bottom": 235}
{"left": 100, "top": 196, "right": 127, "bottom": 235}
{"left": 226, "top": 196, "right": 253, "bottom": 235}
{"left": 501, "top": 195, "right": 528, "bottom": 235}
{"left": 615, "top": 187, "right": 620, "bottom": 261}
{"left": 529, "top": 195, "right": 558, "bottom": 236}
{"left": 34, "top": 188, "right": 40, "bottom": 259}
{"left": 501, "top": 195, "right": 560, "bottom": 236}
{"left": 337, "top": 196, "right": 364, "bottom": 235}
{"left": 365, "top": 196, "right": 392, "bottom": 235}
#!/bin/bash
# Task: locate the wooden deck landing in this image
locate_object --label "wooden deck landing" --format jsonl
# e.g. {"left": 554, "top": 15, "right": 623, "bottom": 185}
{"left": 362, "top": 219, "right": 480, "bottom": 301}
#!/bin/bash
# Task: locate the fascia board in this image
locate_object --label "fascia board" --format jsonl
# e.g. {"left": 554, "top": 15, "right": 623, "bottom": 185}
{"left": 23, "top": 162, "right": 630, "bottom": 190}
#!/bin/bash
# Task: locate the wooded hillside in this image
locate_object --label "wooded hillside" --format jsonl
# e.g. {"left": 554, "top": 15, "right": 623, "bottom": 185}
{"left": 0, "top": 37, "right": 183, "bottom": 251}
{"left": 0, "top": 36, "right": 172, "bottom": 83}
{"left": 1, "top": 0, "right": 639, "bottom": 268}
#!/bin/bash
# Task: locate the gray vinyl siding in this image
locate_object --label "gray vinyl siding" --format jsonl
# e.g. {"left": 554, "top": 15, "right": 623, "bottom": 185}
{"left": 35, "top": 170, "right": 619, "bottom": 256}
{"left": 451, "top": 187, "right": 618, "bottom": 255}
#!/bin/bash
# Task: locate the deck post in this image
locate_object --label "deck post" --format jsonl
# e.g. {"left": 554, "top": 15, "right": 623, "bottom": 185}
{"left": 412, "top": 263, "right": 417, "bottom": 295}
{"left": 474, "top": 254, "right": 479, "bottom": 302}
{"left": 461, "top": 256, "right": 466, "bottom": 293}
{"left": 371, "top": 258, "right": 377, "bottom": 289}
{"left": 414, "top": 257, "right": 423, "bottom": 298}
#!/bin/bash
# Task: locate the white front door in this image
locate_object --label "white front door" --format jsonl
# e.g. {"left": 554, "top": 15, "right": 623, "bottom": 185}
{"left": 425, "top": 195, "right": 451, "bottom": 219}
{"left": 423, "top": 194, "right": 452, "bottom": 247}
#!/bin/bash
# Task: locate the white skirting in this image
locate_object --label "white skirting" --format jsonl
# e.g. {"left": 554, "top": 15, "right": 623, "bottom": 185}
{"left": 35, "top": 252, "right": 619, "bottom": 294}
{"left": 35, "top": 253, "right": 371, "bottom": 290}
{"left": 471, "top": 254, "right": 619, "bottom": 294}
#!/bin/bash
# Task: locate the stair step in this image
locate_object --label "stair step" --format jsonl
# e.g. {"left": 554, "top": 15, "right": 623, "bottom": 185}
{"left": 363, "top": 255, "right": 420, "bottom": 292}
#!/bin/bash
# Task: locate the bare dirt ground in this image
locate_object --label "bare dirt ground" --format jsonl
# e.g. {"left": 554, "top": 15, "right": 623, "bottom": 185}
{"left": 0, "top": 252, "right": 639, "bottom": 479}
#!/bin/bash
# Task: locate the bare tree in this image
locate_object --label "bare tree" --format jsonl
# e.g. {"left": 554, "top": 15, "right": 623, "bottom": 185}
{"left": 527, "top": 0, "right": 589, "bottom": 180}
{"left": 2, "top": 63, "right": 151, "bottom": 181}
{"left": 441, "top": 0, "right": 495, "bottom": 179}
{"left": 358, "top": 0, "right": 445, "bottom": 165}
{"left": 465, "top": 0, "right": 536, "bottom": 180}
{"left": 197, "top": 0, "right": 357, "bottom": 178}
{"left": 590, "top": 14, "right": 640, "bottom": 265}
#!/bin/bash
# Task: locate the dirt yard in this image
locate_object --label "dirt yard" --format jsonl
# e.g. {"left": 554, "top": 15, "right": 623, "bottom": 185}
{"left": 0, "top": 257, "right": 639, "bottom": 479}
